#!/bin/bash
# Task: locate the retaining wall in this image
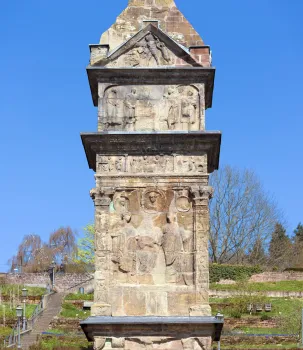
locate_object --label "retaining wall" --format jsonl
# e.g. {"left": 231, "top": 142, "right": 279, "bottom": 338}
{"left": 4, "top": 273, "right": 93, "bottom": 292}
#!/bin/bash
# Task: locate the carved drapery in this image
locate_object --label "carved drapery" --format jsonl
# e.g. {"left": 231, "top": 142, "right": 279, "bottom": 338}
{"left": 97, "top": 84, "right": 205, "bottom": 132}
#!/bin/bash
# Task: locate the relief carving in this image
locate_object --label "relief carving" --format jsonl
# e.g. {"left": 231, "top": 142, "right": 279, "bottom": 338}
{"left": 98, "top": 156, "right": 126, "bottom": 173}
{"left": 142, "top": 189, "right": 166, "bottom": 213}
{"left": 108, "top": 32, "right": 172, "bottom": 68}
{"left": 100, "top": 85, "right": 203, "bottom": 132}
{"left": 107, "top": 189, "right": 195, "bottom": 286}
{"left": 124, "top": 88, "right": 137, "bottom": 131}
{"left": 181, "top": 90, "right": 198, "bottom": 131}
{"left": 175, "top": 189, "right": 192, "bottom": 213}
{"left": 96, "top": 154, "right": 206, "bottom": 175}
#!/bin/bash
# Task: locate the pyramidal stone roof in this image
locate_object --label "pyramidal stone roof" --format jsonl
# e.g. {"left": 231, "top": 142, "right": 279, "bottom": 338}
{"left": 100, "top": 0, "right": 204, "bottom": 50}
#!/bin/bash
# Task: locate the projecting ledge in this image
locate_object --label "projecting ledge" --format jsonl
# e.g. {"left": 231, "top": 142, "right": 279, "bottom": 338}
{"left": 81, "top": 131, "right": 221, "bottom": 173}
{"left": 80, "top": 316, "right": 224, "bottom": 342}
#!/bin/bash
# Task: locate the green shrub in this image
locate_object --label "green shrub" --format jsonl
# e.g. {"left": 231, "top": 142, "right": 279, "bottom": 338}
{"left": 228, "top": 309, "right": 242, "bottom": 318}
{"left": 209, "top": 264, "right": 263, "bottom": 283}
{"left": 260, "top": 313, "right": 272, "bottom": 321}
{"left": 284, "top": 267, "right": 303, "bottom": 272}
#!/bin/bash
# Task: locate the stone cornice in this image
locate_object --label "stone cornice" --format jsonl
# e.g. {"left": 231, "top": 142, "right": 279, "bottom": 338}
{"left": 81, "top": 131, "right": 221, "bottom": 174}
{"left": 86, "top": 66, "right": 215, "bottom": 108}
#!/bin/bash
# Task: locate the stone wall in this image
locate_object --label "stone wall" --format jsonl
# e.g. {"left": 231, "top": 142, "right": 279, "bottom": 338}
{"left": 224, "top": 318, "right": 278, "bottom": 330}
{"left": 5, "top": 273, "right": 93, "bottom": 292}
{"left": 210, "top": 289, "right": 303, "bottom": 298}
{"left": 249, "top": 271, "right": 303, "bottom": 282}
{"left": 220, "top": 335, "right": 298, "bottom": 346}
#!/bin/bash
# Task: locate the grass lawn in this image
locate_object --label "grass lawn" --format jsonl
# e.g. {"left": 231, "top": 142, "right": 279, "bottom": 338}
{"left": 0, "top": 284, "right": 46, "bottom": 297}
{"left": 60, "top": 302, "right": 90, "bottom": 319}
{"left": 210, "top": 280, "right": 303, "bottom": 292}
{"left": 0, "top": 303, "right": 38, "bottom": 320}
{"left": 35, "top": 334, "right": 90, "bottom": 350}
{"left": 211, "top": 297, "right": 303, "bottom": 318}
{"left": 231, "top": 327, "right": 289, "bottom": 334}
{"left": 218, "top": 344, "right": 300, "bottom": 349}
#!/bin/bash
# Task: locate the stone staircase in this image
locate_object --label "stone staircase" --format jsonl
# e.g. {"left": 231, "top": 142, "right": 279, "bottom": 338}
{"left": 20, "top": 292, "right": 64, "bottom": 349}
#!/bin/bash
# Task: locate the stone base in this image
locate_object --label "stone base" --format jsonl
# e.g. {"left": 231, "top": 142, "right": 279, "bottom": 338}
{"left": 94, "top": 336, "right": 212, "bottom": 350}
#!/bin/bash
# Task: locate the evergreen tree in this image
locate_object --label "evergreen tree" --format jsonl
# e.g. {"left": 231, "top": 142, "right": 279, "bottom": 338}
{"left": 248, "top": 236, "right": 266, "bottom": 265}
{"left": 294, "top": 223, "right": 303, "bottom": 242}
{"left": 291, "top": 223, "right": 303, "bottom": 267}
{"left": 269, "top": 223, "right": 291, "bottom": 269}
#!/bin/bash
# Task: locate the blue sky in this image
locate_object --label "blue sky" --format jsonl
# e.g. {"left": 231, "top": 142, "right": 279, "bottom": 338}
{"left": 0, "top": 0, "right": 302, "bottom": 271}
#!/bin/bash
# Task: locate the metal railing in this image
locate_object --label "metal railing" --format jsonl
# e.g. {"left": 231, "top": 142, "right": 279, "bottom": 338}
{"left": 4, "top": 321, "right": 19, "bottom": 348}
{"left": 4, "top": 297, "right": 45, "bottom": 347}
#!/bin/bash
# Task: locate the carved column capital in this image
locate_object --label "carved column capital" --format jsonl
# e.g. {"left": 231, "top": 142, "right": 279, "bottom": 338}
{"left": 190, "top": 186, "right": 213, "bottom": 206}
{"left": 90, "top": 187, "right": 115, "bottom": 207}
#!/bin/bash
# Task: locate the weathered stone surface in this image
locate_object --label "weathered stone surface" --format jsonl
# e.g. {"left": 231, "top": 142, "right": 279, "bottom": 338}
{"left": 100, "top": 1, "right": 205, "bottom": 51}
{"left": 98, "top": 85, "right": 205, "bottom": 132}
{"left": 82, "top": 1, "right": 221, "bottom": 349}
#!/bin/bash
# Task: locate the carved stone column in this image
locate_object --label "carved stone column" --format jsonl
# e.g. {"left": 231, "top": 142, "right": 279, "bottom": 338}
{"left": 90, "top": 187, "right": 115, "bottom": 317}
{"left": 190, "top": 185, "right": 213, "bottom": 317}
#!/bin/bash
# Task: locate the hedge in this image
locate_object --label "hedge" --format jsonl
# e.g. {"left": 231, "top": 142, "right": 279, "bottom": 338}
{"left": 210, "top": 264, "right": 263, "bottom": 283}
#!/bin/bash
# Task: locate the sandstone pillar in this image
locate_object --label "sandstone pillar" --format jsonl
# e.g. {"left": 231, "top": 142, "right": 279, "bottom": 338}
{"left": 81, "top": 1, "right": 223, "bottom": 349}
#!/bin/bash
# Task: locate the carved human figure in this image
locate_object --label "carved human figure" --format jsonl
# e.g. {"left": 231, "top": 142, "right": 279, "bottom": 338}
{"left": 145, "top": 191, "right": 159, "bottom": 211}
{"left": 112, "top": 212, "right": 137, "bottom": 274}
{"left": 115, "top": 157, "right": 124, "bottom": 172}
{"left": 136, "top": 215, "right": 165, "bottom": 280}
{"left": 162, "top": 212, "right": 185, "bottom": 283}
{"left": 156, "top": 40, "right": 170, "bottom": 62}
{"left": 181, "top": 90, "right": 197, "bottom": 131}
{"left": 130, "top": 157, "right": 143, "bottom": 173}
{"left": 114, "top": 194, "right": 129, "bottom": 214}
{"left": 106, "top": 89, "right": 122, "bottom": 128}
{"left": 124, "top": 88, "right": 137, "bottom": 131}
{"left": 164, "top": 87, "right": 179, "bottom": 130}
{"left": 145, "top": 33, "right": 160, "bottom": 64}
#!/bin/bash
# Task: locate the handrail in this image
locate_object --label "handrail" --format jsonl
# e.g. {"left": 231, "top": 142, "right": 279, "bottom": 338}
{"left": 4, "top": 321, "right": 18, "bottom": 348}
{"left": 28, "top": 298, "right": 44, "bottom": 329}
{"left": 4, "top": 294, "right": 49, "bottom": 347}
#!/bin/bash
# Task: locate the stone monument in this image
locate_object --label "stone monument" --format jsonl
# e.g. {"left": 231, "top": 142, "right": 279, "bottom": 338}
{"left": 81, "top": 1, "right": 223, "bottom": 349}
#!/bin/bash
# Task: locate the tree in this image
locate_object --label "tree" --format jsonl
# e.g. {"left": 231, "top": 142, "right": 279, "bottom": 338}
{"left": 10, "top": 234, "right": 42, "bottom": 272}
{"left": 269, "top": 223, "right": 292, "bottom": 268}
{"left": 291, "top": 223, "right": 303, "bottom": 267}
{"left": 74, "top": 224, "right": 95, "bottom": 267}
{"left": 248, "top": 235, "right": 266, "bottom": 265}
{"left": 209, "top": 165, "right": 281, "bottom": 265}
{"left": 49, "top": 227, "right": 77, "bottom": 265}
{"left": 294, "top": 223, "right": 303, "bottom": 242}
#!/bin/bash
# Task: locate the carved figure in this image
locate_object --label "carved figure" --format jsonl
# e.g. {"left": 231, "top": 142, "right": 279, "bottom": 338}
{"left": 136, "top": 215, "right": 165, "bottom": 278}
{"left": 156, "top": 41, "right": 170, "bottom": 62}
{"left": 143, "top": 190, "right": 163, "bottom": 213}
{"left": 181, "top": 91, "right": 197, "bottom": 131}
{"left": 162, "top": 212, "right": 184, "bottom": 283}
{"left": 124, "top": 88, "right": 137, "bottom": 131}
{"left": 112, "top": 212, "right": 137, "bottom": 275}
{"left": 115, "top": 157, "right": 124, "bottom": 172}
{"left": 114, "top": 193, "right": 129, "bottom": 214}
{"left": 145, "top": 33, "right": 160, "bottom": 64}
{"left": 106, "top": 89, "right": 122, "bottom": 128}
{"left": 130, "top": 157, "right": 143, "bottom": 173}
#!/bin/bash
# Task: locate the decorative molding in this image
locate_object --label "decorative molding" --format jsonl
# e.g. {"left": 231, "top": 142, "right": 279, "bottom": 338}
{"left": 81, "top": 132, "right": 221, "bottom": 174}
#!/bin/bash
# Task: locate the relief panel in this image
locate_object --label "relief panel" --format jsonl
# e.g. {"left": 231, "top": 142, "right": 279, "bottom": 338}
{"left": 98, "top": 84, "right": 205, "bottom": 132}
{"left": 98, "top": 188, "right": 197, "bottom": 287}
{"left": 96, "top": 154, "right": 207, "bottom": 175}
{"left": 105, "top": 33, "right": 177, "bottom": 68}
